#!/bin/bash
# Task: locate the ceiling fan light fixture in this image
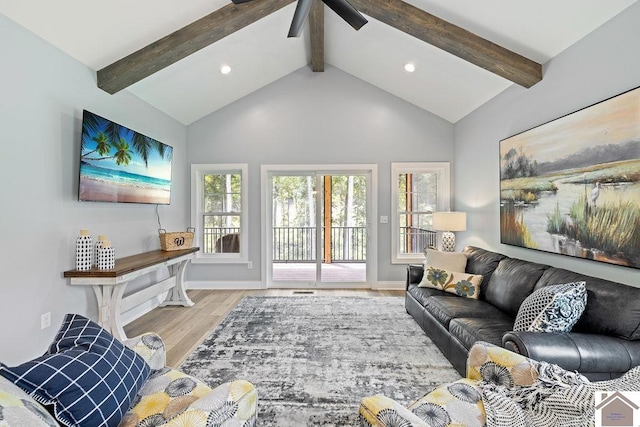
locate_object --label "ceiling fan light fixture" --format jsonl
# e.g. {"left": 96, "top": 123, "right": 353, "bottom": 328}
{"left": 220, "top": 65, "right": 232, "bottom": 75}
{"left": 404, "top": 63, "right": 416, "bottom": 73}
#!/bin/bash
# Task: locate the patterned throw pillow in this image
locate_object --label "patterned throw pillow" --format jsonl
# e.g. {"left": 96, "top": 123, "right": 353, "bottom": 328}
{"left": 418, "top": 266, "right": 483, "bottom": 299}
{"left": 513, "top": 282, "right": 587, "bottom": 332}
{"left": 0, "top": 314, "right": 150, "bottom": 427}
{"left": 424, "top": 249, "right": 468, "bottom": 272}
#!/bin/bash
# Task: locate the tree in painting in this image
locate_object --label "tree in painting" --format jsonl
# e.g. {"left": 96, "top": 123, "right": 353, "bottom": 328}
{"left": 499, "top": 87, "right": 640, "bottom": 269}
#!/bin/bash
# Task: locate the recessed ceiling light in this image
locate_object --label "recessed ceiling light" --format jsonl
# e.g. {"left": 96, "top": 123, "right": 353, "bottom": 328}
{"left": 220, "top": 65, "right": 232, "bottom": 75}
{"left": 404, "top": 63, "right": 416, "bottom": 73}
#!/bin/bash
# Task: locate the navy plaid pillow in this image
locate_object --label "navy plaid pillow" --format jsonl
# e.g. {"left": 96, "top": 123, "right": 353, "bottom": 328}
{"left": 0, "top": 314, "right": 150, "bottom": 427}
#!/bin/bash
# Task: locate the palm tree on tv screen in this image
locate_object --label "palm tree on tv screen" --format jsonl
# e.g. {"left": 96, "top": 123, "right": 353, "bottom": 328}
{"left": 80, "top": 112, "right": 171, "bottom": 171}
{"left": 113, "top": 138, "right": 133, "bottom": 166}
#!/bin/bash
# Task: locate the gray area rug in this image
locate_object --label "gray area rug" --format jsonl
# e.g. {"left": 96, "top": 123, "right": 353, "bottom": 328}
{"left": 179, "top": 296, "right": 461, "bottom": 426}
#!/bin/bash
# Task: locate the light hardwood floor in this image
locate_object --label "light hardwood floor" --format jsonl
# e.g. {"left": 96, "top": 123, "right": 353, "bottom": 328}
{"left": 124, "top": 289, "right": 405, "bottom": 367}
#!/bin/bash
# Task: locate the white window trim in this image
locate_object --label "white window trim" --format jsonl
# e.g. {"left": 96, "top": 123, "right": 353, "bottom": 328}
{"left": 391, "top": 162, "right": 450, "bottom": 264}
{"left": 191, "top": 163, "right": 249, "bottom": 264}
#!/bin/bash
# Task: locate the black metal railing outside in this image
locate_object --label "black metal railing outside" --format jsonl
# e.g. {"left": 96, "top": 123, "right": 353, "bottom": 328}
{"left": 330, "top": 226, "right": 366, "bottom": 262}
{"left": 204, "top": 226, "right": 434, "bottom": 259}
{"left": 272, "top": 226, "right": 316, "bottom": 262}
{"left": 400, "top": 227, "right": 437, "bottom": 253}
{"left": 203, "top": 227, "right": 437, "bottom": 262}
{"left": 203, "top": 226, "right": 367, "bottom": 261}
{"left": 271, "top": 226, "right": 367, "bottom": 262}
{"left": 203, "top": 227, "right": 240, "bottom": 253}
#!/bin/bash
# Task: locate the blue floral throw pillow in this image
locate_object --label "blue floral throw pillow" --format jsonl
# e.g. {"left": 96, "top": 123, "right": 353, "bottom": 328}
{"left": 418, "top": 267, "right": 483, "bottom": 299}
{"left": 513, "top": 282, "right": 587, "bottom": 332}
{"left": 0, "top": 314, "right": 150, "bottom": 427}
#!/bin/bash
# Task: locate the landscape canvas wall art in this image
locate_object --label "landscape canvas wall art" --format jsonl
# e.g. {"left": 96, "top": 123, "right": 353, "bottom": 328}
{"left": 79, "top": 110, "right": 173, "bottom": 204}
{"left": 499, "top": 86, "right": 640, "bottom": 269}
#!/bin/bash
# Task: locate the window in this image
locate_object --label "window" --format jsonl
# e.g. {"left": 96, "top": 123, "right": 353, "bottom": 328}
{"left": 391, "top": 162, "right": 450, "bottom": 263}
{"left": 191, "top": 164, "right": 248, "bottom": 263}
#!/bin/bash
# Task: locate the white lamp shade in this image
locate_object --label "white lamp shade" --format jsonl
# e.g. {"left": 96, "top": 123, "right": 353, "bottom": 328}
{"left": 432, "top": 212, "right": 466, "bottom": 232}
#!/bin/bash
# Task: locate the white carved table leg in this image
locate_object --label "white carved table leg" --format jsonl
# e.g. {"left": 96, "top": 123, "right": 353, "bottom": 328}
{"left": 92, "top": 285, "right": 112, "bottom": 333}
{"left": 161, "top": 259, "right": 194, "bottom": 307}
{"left": 92, "top": 283, "right": 128, "bottom": 341}
{"left": 109, "top": 283, "right": 128, "bottom": 341}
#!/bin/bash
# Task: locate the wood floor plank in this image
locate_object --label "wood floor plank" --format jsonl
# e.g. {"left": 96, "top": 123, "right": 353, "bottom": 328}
{"left": 125, "top": 289, "right": 404, "bottom": 367}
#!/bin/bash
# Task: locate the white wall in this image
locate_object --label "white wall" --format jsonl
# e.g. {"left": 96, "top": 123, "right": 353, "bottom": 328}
{"left": 0, "top": 15, "right": 188, "bottom": 365}
{"left": 454, "top": 2, "right": 640, "bottom": 287}
{"left": 187, "top": 65, "right": 454, "bottom": 284}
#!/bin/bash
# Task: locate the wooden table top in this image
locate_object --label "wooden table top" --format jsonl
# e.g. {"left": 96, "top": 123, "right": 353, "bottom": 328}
{"left": 63, "top": 247, "right": 199, "bottom": 278}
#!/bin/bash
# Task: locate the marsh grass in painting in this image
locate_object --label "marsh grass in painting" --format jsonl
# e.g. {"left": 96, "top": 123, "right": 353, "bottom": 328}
{"left": 499, "top": 87, "right": 640, "bottom": 269}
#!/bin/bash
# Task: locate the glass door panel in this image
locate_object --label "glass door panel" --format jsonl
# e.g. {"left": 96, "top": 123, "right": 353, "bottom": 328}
{"left": 319, "top": 174, "right": 367, "bottom": 283}
{"left": 268, "top": 170, "right": 369, "bottom": 286}
{"left": 271, "top": 174, "right": 317, "bottom": 283}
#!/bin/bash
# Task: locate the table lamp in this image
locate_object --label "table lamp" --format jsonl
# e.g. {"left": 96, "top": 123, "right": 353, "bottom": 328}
{"left": 432, "top": 212, "right": 466, "bottom": 252}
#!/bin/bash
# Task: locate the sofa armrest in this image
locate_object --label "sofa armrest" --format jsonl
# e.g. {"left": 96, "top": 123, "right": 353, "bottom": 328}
{"left": 360, "top": 395, "right": 429, "bottom": 427}
{"left": 123, "top": 332, "right": 166, "bottom": 370}
{"left": 502, "top": 331, "right": 637, "bottom": 375}
{"left": 406, "top": 264, "right": 424, "bottom": 289}
{"left": 466, "top": 341, "right": 538, "bottom": 386}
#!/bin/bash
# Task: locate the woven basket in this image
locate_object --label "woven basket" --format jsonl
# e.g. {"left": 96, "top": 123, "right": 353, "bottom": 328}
{"left": 159, "top": 228, "right": 194, "bottom": 251}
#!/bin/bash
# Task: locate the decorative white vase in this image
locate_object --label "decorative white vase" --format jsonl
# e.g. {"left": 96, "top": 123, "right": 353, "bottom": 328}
{"left": 95, "top": 235, "right": 108, "bottom": 267}
{"left": 76, "top": 229, "right": 93, "bottom": 271}
{"left": 98, "top": 241, "right": 115, "bottom": 270}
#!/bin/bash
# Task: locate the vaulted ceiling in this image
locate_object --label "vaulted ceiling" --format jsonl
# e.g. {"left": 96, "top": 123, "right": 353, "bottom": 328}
{"left": 0, "top": 0, "right": 636, "bottom": 125}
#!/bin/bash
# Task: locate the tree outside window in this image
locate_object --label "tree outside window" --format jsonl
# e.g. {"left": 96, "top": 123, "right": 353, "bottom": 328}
{"left": 191, "top": 164, "right": 248, "bottom": 263}
{"left": 391, "top": 162, "right": 450, "bottom": 263}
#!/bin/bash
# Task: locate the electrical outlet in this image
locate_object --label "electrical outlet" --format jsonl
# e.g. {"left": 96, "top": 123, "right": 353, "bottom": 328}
{"left": 41, "top": 312, "right": 51, "bottom": 330}
{"left": 247, "top": 261, "right": 253, "bottom": 269}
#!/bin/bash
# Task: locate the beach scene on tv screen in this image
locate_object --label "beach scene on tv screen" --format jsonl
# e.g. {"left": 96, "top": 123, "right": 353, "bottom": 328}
{"left": 79, "top": 111, "right": 172, "bottom": 204}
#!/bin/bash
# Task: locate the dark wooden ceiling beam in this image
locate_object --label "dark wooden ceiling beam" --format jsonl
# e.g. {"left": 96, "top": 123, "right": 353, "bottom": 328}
{"left": 349, "top": 0, "right": 542, "bottom": 88}
{"left": 99, "top": 0, "right": 542, "bottom": 94}
{"left": 309, "top": 0, "right": 325, "bottom": 72}
{"left": 97, "top": 0, "right": 296, "bottom": 94}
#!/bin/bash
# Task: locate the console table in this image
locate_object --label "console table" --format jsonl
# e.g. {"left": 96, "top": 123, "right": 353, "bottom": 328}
{"left": 64, "top": 247, "right": 199, "bottom": 341}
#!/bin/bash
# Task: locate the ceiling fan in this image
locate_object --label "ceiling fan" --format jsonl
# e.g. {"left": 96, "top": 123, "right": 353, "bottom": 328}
{"left": 231, "top": 0, "right": 368, "bottom": 37}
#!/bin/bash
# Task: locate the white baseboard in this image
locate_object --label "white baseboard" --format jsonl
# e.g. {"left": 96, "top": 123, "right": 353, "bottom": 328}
{"left": 372, "top": 281, "right": 405, "bottom": 290}
{"left": 186, "top": 280, "right": 404, "bottom": 290}
{"left": 186, "top": 280, "right": 266, "bottom": 290}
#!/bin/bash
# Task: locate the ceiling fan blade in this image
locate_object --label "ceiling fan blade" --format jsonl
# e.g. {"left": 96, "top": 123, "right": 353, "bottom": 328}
{"left": 231, "top": 0, "right": 255, "bottom": 4}
{"left": 322, "top": 0, "right": 367, "bottom": 31}
{"left": 288, "top": 0, "right": 314, "bottom": 37}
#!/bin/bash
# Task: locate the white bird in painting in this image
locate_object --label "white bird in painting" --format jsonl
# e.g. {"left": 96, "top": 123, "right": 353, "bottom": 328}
{"left": 591, "top": 182, "right": 600, "bottom": 207}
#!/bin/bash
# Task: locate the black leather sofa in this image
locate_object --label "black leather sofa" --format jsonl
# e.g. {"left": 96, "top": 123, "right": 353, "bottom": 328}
{"left": 405, "top": 246, "right": 640, "bottom": 380}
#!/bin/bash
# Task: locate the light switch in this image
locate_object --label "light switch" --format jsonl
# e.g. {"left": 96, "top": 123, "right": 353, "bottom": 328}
{"left": 380, "top": 216, "right": 389, "bottom": 224}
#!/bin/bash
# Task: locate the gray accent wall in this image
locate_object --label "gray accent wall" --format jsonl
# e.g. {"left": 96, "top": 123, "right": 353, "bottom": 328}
{"left": 454, "top": 2, "right": 640, "bottom": 287}
{"left": 0, "top": 15, "right": 188, "bottom": 365}
{"left": 187, "top": 66, "right": 454, "bottom": 284}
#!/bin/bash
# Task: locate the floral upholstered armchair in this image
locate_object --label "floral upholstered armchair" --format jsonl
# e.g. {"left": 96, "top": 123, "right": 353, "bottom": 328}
{"left": 121, "top": 333, "right": 258, "bottom": 426}
{"left": 359, "top": 341, "right": 640, "bottom": 427}
{"left": 0, "top": 314, "right": 258, "bottom": 427}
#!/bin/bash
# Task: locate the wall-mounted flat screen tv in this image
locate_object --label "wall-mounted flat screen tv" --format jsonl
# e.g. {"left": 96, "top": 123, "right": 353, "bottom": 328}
{"left": 79, "top": 110, "right": 172, "bottom": 204}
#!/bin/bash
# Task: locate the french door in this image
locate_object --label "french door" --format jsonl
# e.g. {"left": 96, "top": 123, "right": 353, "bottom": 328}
{"left": 263, "top": 166, "right": 376, "bottom": 288}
